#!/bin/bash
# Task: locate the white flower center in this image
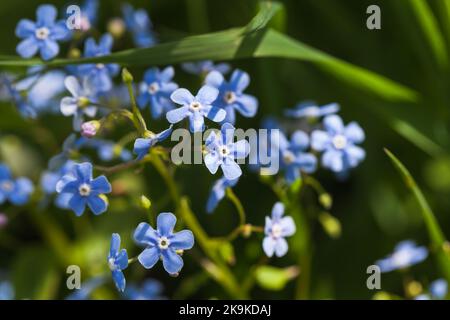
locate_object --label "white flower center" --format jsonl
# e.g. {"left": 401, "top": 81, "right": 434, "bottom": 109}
{"left": 35, "top": 27, "right": 50, "bottom": 40}
{"left": 220, "top": 146, "right": 230, "bottom": 156}
{"left": 303, "top": 107, "right": 319, "bottom": 118}
{"left": 282, "top": 150, "right": 296, "bottom": 164}
{"left": 96, "top": 63, "right": 105, "bottom": 69}
{"left": 1, "top": 181, "right": 13, "bottom": 192}
{"left": 392, "top": 250, "right": 411, "bottom": 268}
{"left": 158, "top": 236, "right": 170, "bottom": 250}
{"left": 108, "top": 257, "right": 117, "bottom": 271}
{"left": 78, "top": 183, "right": 91, "bottom": 196}
{"left": 332, "top": 135, "right": 347, "bottom": 150}
{"left": 224, "top": 91, "right": 236, "bottom": 104}
{"left": 271, "top": 223, "right": 283, "bottom": 239}
{"left": 189, "top": 101, "right": 202, "bottom": 112}
{"left": 148, "top": 82, "right": 160, "bottom": 94}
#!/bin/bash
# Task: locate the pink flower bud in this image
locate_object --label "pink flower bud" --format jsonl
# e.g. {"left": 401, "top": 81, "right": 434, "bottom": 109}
{"left": 81, "top": 120, "right": 100, "bottom": 138}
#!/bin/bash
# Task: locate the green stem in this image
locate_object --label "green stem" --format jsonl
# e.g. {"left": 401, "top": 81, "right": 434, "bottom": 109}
{"left": 225, "top": 188, "right": 246, "bottom": 226}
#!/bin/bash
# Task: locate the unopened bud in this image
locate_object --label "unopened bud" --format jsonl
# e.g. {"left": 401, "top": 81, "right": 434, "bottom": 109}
{"left": 242, "top": 224, "right": 253, "bottom": 238}
{"left": 107, "top": 18, "right": 126, "bottom": 38}
{"left": 122, "top": 68, "right": 134, "bottom": 83}
{"left": 140, "top": 195, "right": 151, "bottom": 210}
{"left": 68, "top": 48, "right": 81, "bottom": 59}
{"left": 81, "top": 120, "right": 100, "bottom": 138}
{"left": 319, "top": 193, "right": 333, "bottom": 210}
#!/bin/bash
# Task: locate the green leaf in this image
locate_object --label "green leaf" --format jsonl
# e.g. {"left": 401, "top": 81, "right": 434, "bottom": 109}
{"left": 384, "top": 148, "right": 450, "bottom": 281}
{"left": 255, "top": 265, "right": 299, "bottom": 291}
{"left": 0, "top": 2, "right": 418, "bottom": 103}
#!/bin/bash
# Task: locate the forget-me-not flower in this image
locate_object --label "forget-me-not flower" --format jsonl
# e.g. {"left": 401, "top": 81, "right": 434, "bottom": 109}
{"left": 0, "top": 164, "right": 33, "bottom": 206}
{"left": 204, "top": 123, "right": 250, "bottom": 180}
{"left": 137, "top": 67, "right": 178, "bottom": 119}
{"left": 133, "top": 126, "right": 173, "bottom": 160}
{"left": 285, "top": 101, "right": 339, "bottom": 119}
{"left": 263, "top": 202, "right": 296, "bottom": 258}
{"left": 83, "top": 139, "right": 132, "bottom": 162}
{"left": 107, "top": 233, "right": 128, "bottom": 292}
{"left": 75, "top": 0, "right": 99, "bottom": 32}
{"left": 122, "top": 4, "right": 157, "bottom": 48}
{"left": 41, "top": 160, "right": 76, "bottom": 209}
{"left": 167, "top": 86, "right": 226, "bottom": 132}
{"left": 61, "top": 76, "right": 98, "bottom": 131}
{"left": 206, "top": 176, "right": 239, "bottom": 213}
{"left": 0, "top": 74, "right": 37, "bottom": 118}
{"left": 311, "top": 115, "right": 365, "bottom": 173}
{"left": 375, "top": 240, "right": 428, "bottom": 273}
{"left": 182, "top": 60, "right": 230, "bottom": 76}
{"left": 76, "top": 34, "right": 119, "bottom": 92}
{"left": 16, "top": 4, "right": 70, "bottom": 60}
{"left": 123, "top": 279, "right": 164, "bottom": 300}
{"left": 205, "top": 69, "right": 258, "bottom": 124}
{"left": 134, "top": 212, "right": 194, "bottom": 275}
{"left": 56, "top": 162, "right": 111, "bottom": 216}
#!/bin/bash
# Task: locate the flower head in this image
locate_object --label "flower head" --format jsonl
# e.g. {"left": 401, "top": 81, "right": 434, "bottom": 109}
{"left": 311, "top": 115, "right": 365, "bottom": 173}
{"left": 272, "top": 130, "right": 317, "bottom": 184}
{"left": 76, "top": 34, "right": 119, "bottom": 92}
{"left": 182, "top": 60, "right": 230, "bottom": 76}
{"left": 285, "top": 101, "right": 339, "bottom": 119}
{"left": 107, "top": 233, "right": 128, "bottom": 292}
{"left": 167, "top": 86, "right": 226, "bottom": 132}
{"left": 134, "top": 212, "right": 194, "bottom": 275}
{"left": 206, "top": 176, "right": 239, "bottom": 213}
{"left": 205, "top": 69, "right": 258, "bottom": 124}
{"left": 123, "top": 279, "right": 164, "bottom": 300}
{"left": 41, "top": 160, "right": 76, "bottom": 209}
{"left": 204, "top": 123, "right": 250, "bottom": 180}
{"left": 61, "top": 76, "right": 98, "bottom": 131}
{"left": 137, "top": 67, "right": 178, "bottom": 119}
{"left": 0, "top": 74, "right": 37, "bottom": 118}
{"left": 133, "top": 126, "right": 173, "bottom": 160}
{"left": 375, "top": 240, "right": 428, "bottom": 273}
{"left": 56, "top": 162, "right": 111, "bottom": 216}
{"left": 15, "top": 4, "right": 70, "bottom": 60}
{"left": 0, "top": 164, "right": 33, "bottom": 206}
{"left": 122, "top": 4, "right": 156, "bottom": 48}
{"left": 263, "top": 202, "right": 296, "bottom": 258}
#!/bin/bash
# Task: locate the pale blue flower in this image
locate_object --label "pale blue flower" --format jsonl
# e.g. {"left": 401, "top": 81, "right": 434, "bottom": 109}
{"left": 204, "top": 123, "right": 250, "bottom": 180}
{"left": 182, "top": 60, "right": 230, "bottom": 75}
{"left": 107, "top": 233, "right": 128, "bottom": 292}
{"left": 206, "top": 176, "right": 239, "bottom": 213}
{"left": 263, "top": 202, "right": 296, "bottom": 258}
{"left": 311, "top": 115, "right": 365, "bottom": 173}
{"left": 375, "top": 240, "right": 428, "bottom": 273}
{"left": 0, "top": 164, "right": 34, "bottom": 206}
{"left": 133, "top": 126, "right": 173, "bottom": 160}
{"left": 167, "top": 86, "right": 226, "bottom": 132}
{"left": 41, "top": 160, "right": 77, "bottom": 209}
{"left": 122, "top": 4, "right": 156, "bottom": 48}
{"left": 15, "top": 4, "right": 71, "bottom": 60}
{"left": 205, "top": 69, "right": 258, "bottom": 124}
{"left": 134, "top": 212, "right": 194, "bottom": 275}
{"left": 56, "top": 162, "right": 111, "bottom": 216}
{"left": 137, "top": 67, "right": 178, "bottom": 119}
{"left": 285, "top": 101, "right": 339, "bottom": 119}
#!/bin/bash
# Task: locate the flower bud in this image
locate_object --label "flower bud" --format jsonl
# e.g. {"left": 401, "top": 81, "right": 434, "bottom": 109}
{"left": 122, "top": 68, "right": 134, "bottom": 83}
{"left": 242, "top": 224, "right": 253, "bottom": 238}
{"left": 0, "top": 213, "right": 8, "bottom": 229}
{"left": 81, "top": 120, "right": 100, "bottom": 138}
{"left": 107, "top": 18, "right": 126, "bottom": 38}
{"left": 140, "top": 195, "right": 151, "bottom": 210}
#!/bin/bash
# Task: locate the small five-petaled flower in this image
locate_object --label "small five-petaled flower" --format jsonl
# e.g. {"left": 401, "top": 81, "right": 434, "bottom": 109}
{"left": 263, "top": 202, "right": 296, "bottom": 258}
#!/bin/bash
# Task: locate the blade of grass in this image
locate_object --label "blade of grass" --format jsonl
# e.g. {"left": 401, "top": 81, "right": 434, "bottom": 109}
{"left": 384, "top": 148, "right": 450, "bottom": 281}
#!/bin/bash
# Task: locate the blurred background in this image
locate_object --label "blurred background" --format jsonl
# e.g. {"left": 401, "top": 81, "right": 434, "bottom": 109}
{"left": 1, "top": 0, "right": 450, "bottom": 299}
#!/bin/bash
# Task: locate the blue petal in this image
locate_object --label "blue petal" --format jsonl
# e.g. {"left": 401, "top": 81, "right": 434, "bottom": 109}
{"left": 290, "top": 131, "right": 309, "bottom": 151}
{"left": 17, "top": 38, "right": 39, "bottom": 58}
{"left": 9, "top": 178, "right": 33, "bottom": 205}
{"left": 157, "top": 212, "right": 177, "bottom": 237}
{"left": 221, "top": 158, "right": 242, "bottom": 180}
{"left": 133, "top": 138, "right": 152, "bottom": 160}
{"left": 159, "top": 66, "right": 175, "bottom": 82}
{"left": 109, "top": 233, "right": 121, "bottom": 257}
{"left": 188, "top": 112, "right": 205, "bottom": 132}
{"left": 0, "top": 165, "right": 12, "bottom": 180}
{"left": 221, "top": 122, "right": 235, "bottom": 145}
{"left": 271, "top": 202, "right": 284, "bottom": 220}
{"left": 204, "top": 71, "right": 224, "bottom": 88}
{"left": 345, "top": 122, "right": 365, "bottom": 144}
{"left": 322, "top": 150, "right": 344, "bottom": 172}
{"left": 430, "top": 279, "right": 447, "bottom": 299}
{"left": 15, "top": 19, "right": 36, "bottom": 38}
{"left": 171, "top": 88, "right": 194, "bottom": 105}
{"left": 115, "top": 249, "right": 129, "bottom": 270}
{"left": 274, "top": 238, "right": 288, "bottom": 257}
{"left": 204, "top": 152, "right": 220, "bottom": 175}
{"left": 229, "top": 140, "right": 250, "bottom": 159}
{"left": 134, "top": 222, "right": 158, "bottom": 246}
{"left": 75, "top": 162, "right": 93, "bottom": 183}
{"left": 262, "top": 236, "right": 276, "bottom": 257}
{"left": 87, "top": 195, "right": 107, "bottom": 215}
{"left": 112, "top": 270, "right": 126, "bottom": 292}
{"left": 161, "top": 248, "right": 184, "bottom": 274}
{"left": 170, "top": 230, "right": 194, "bottom": 250}
{"left": 296, "top": 153, "right": 317, "bottom": 174}
{"left": 230, "top": 69, "right": 250, "bottom": 92}
{"left": 36, "top": 4, "right": 57, "bottom": 26}
{"left": 166, "top": 106, "right": 189, "bottom": 124}
{"left": 138, "top": 247, "right": 160, "bottom": 269}
{"left": 90, "top": 176, "right": 111, "bottom": 194}
{"left": 311, "top": 130, "right": 329, "bottom": 151}
{"left": 324, "top": 115, "right": 344, "bottom": 134}
{"left": 196, "top": 85, "right": 219, "bottom": 105}
{"left": 280, "top": 217, "right": 296, "bottom": 237}
{"left": 69, "top": 194, "right": 87, "bottom": 216}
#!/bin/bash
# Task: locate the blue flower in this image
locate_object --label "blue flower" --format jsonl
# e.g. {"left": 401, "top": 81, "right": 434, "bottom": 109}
{"left": 205, "top": 69, "right": 258, "bottom": 124}
{"left": 134, "top": 212, "right": 194, "bottom": 275}
{"left": 167, "top": 86, "right": 226, "bottom": 132}
{"left": 56, "top": 162, "right": 111, "bottom": 216}
{"left": 15, "top": 4, "right": 70, "bottom": 60}
{"left": 61, "top": 76, "right": 98, "bottom": 131}
{"left": 285, "top": 101, "right": 339, "bottom": 119}
{"left": 206, "top": 176, "right": 239, "bottom": 213}
{"left": 0, "top": 74, "right": 37, "bottom": 118}
{"left": 133, "top": 126, "right": 173, "bottom": 160}
{"left": 48, "top": 134, "right": 87, "bottom": 170}
{"left": 107, "top": 233, "right": 128, "bottom": 292}
{"left": 137, "top": 67, "right": 178, "bottom": 119}
{"left": 123, "top": 279, "right": 164, "bottom": 300}
{"left": 0, "top": 164, "right": 34, "bottom": 206}
{"left": 122, "top": 4, "right": 157, "bottom": 48}
{"left": 311, "top": 115, "right": 365, "bottom": 173}
{"left": 271, "top": 130, "right": 317, "bottom": 184}
{"left": 78, "top": 0, "right": 99, "bottom": 31}
{"left": 204, "top": 123, "right": 250, "bottom": 180}
{"left": 263, "top": 202, "right": 296, "bottom": 258}
{"left": 0, "top": 281, "right": 14, "bottom": 300}
{"left": 65, "top": 276, "right": 105, "bottom": 300}
{"left": 182, "top": 60, "right": 230, "bottom": 76}
{"left": 84, "top": 139, "right": 133, "bottom": 162}
{"left": 375, "top": 240, "right": 428, "bottom": 273}
{"left": 41, "top": 160, "right": 76, "bottom": 209}
{"left": 76, "top": 34, "right": 119, "bottom": 92}
{"left": 414, "top": 279, "right": 448, "bottom": 300}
